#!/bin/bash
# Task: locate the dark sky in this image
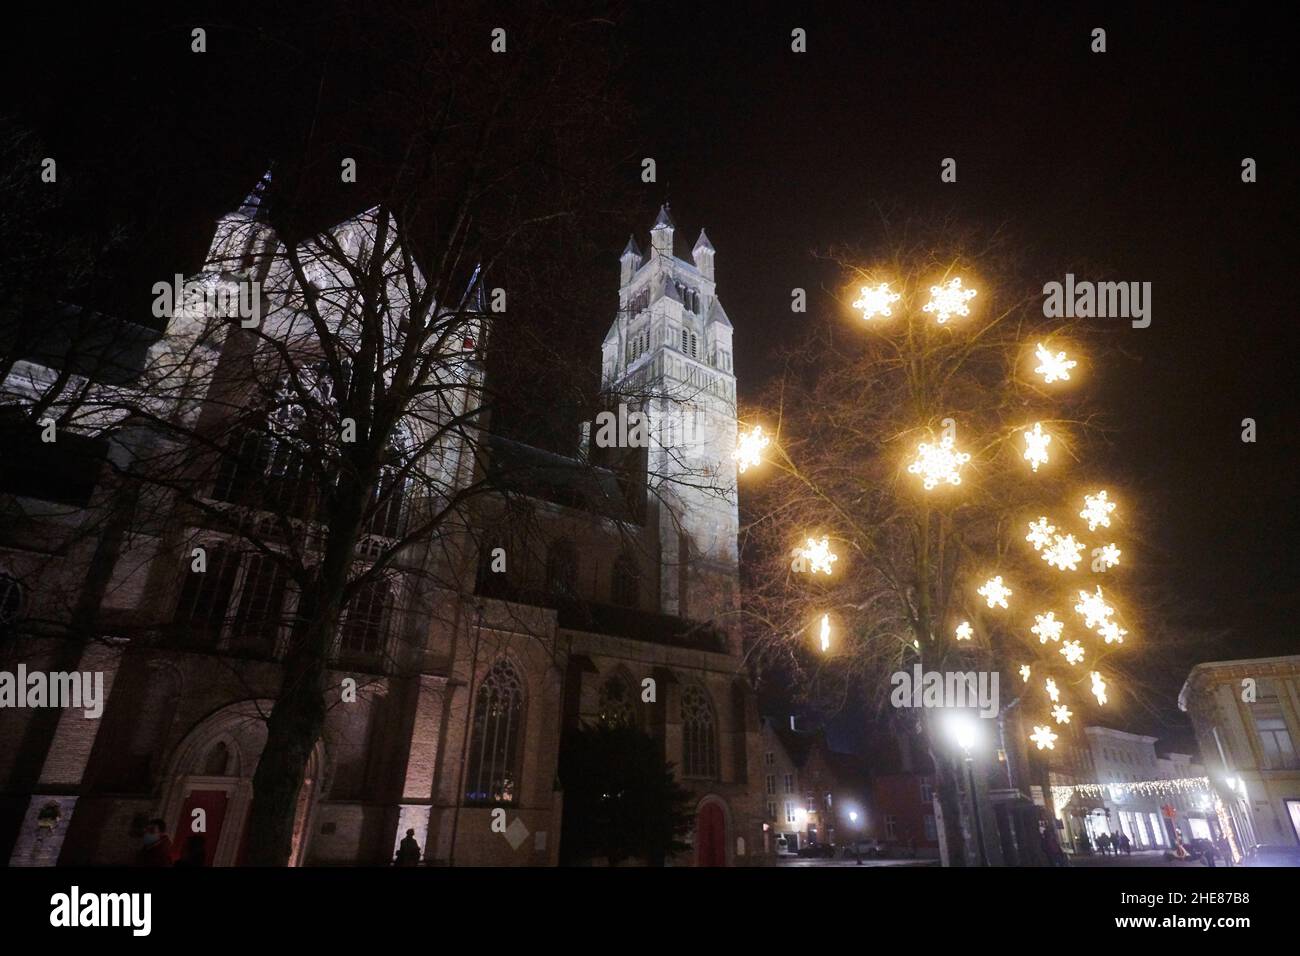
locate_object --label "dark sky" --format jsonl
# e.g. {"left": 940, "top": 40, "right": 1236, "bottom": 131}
{"left": 9, "top": 2, "right": 1297, "bottom": 747}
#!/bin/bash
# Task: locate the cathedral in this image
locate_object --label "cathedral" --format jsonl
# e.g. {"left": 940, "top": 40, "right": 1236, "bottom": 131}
{"left": 0, "top": 195, "right": 762, "bottom": 867}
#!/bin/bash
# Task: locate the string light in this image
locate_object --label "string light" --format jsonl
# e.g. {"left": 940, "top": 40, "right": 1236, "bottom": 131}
{"left": 1019, "top": 664, "right": 1031, "bottom": 682}
{"left": 793, "top": 536, "right": 838, "bottom": 575}
{"left": 1074, "top": 586, "right": 1115, "bottom": 630}
{"left": 1052, "top": 704, "right": 1073, "bottom": 725}
{"left": 922, "top": 277, "right": 977, "bottom": 324}
{"left": 954, "top": 621, "right": 974, "bottom": 641}
{"left": 1099, "top": 543, "right": 1121, "bottom": 568}
{"left": 733, "top": 425, "right": 771, "bottom": 473}
{"left": 977, "top": 575, "right": 1012, "bottom": 609}
{"left": 1033, "top": 342, "right": 1077, "bottom": 384}
{"left": 1032, "top": 611, "right": 1064, "bottom": 644}
{"left": 1045, "top": 677, "right": 1060, "bottom": 703}
{"left": 852, "top": 282, "right": 901, "bottom": 321}
{"left": 1022, "top": 422, "right": 1051, "bottom": 472}
{"left": 1042, "top": 533, "right": 1085, "bottom": 571}
{"left": 908, "top": 434, "right": 971, "bottom": 489}
{"left": 1060, "top": 639, "right": 1085, "bottom": 665}
{"left": 1099, "top": 621, "right": 1128, "bottom": 645}
{"left": 1026, "top": 517, "right": 1055, "bottom": 551}
{"left": 819, "top": 614, "right": 831, "bottom": 652}
{"left": 1054, "top": 777, "right": 1211, "bottom": 804}
{"left": 1030, "top": 725, "right": 1059, "bottom": 750}
{"left": 1080, "top": 490, "right": 1116, "bottom": 532}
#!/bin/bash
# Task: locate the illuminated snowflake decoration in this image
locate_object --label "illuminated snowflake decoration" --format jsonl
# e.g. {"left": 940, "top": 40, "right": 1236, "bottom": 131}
{"left": 852, "top": 282, "right": 901, "bottom": 321}
{"left": 1052, "top": 704, "right": 1073, "bottom": 725}
{"left": 954, "top": 620, "right": 974, "bottom": 642}
{"left": 1042, "top": 533, "right": 1085, "bottom": 572}
{"left": 1099, "top": 543, "right": 1122, "bottom": 569}
{"left": 907, "top": 434, "right": 971, "bottom": 489}
{"left": 1022, "top": 422, "right": 1051, "bottom": 473}
{"left": 819, "top": 614, "right": 831, "bottom": 652}
{"left": 1026, "top": 517, "right": 1056, "bottom": 552}
{"left": 1033, "top": 342, "right": 1077, "bottom": 384}
{"left": 977, "top": 575, "right": 1012, "bottom": 609}
{"left": 1019, "top": 664, "right": 1031, "bottom": 682}
{"left": 1091, "top": 671, "right": 1109, "bottom": 706}
{"left": 1030, "top": 725, "right": 1059, "bottom": 751}
{"left": 732, "top": 425, "right": 771, "bottom": 474}
{"left": 922, "top": 277, "right": 977, "bottom": 324}
{"left": 1032, "top": 611, "right": 1064, "bottom": 644}
{"left": 1099, "top": 620, "right": 1128, "bottom": 645}
{"left": 1045, "top": 677, "right": 1061, "bottom": 703}
{"left": 1080, "top": 490, "right": 1116, "bottom": 532}
{"left": 1074, "top": 586, "right": 1115, "bottom": 631}
{"left": 1060, "top": 639, "right": 1085, "bottom": 665}
{"left": 793, "top": 536, "right": 838, "bottom": 575}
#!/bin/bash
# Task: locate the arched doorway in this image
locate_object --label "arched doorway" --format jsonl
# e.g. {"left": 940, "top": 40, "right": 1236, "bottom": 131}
{"left": 695, "top": 799, "right": 727, "bottom": 867}
{"left": 160, "top": 701, "right": 324, "bottom": 866}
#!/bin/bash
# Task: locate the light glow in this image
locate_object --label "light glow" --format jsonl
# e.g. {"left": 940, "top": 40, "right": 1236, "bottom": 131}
{"left": 819, "top": 613, "right": 831, "bottom": 652}
{"left": 908, "top": 434, "right": 971, "bottom": 489}
{"left": 1026, "top": 517, "right": 1055, "bottom": 551}
{"left": 733, "top": 425, "right": 771, "bottom": 474}
{"left": 1074, "top": 586, "right": 1115, "bottom": 630}
{"left": 1042, "top": 533, "right": 1085, "bottom": 571}
{"left": 922, "top": 277, "right": 977, "bottom": 324}
{"left": 1033, "top": 343, "right": 1077, "bottom": 384}
{"left": 977, "top": 575, "right": 1012, "bottom": 609}
{"left": 1022, "top": 422, "right": 1051, "bottom": 472}
{"left": 1032, "top": 611, "right": 1064, "bottom": 644}
{"left": 1060, "top": 639, "right": 1085, "bottom": 665}
{"left": 1045, "top": 677, "right": 1060, "bottom": 702}
{"left": 1052, "top": 704, "right": 1073, "bottom": 725}
{"left": 852, "top": 282, "right": 901, "bottom": 321}
{"left": 1090, "top": 671, "right": 1108, "bottom": 706}
{"left": 1099, "top": 620, "right": 1128, "bottom": 645}
{"left": 1030, "top": 725, "right": 1059, "bottom": 750}
{"left": 954, "top": 620, "right": 974, "bottom": 642}
{"left": 1099, "top": 543, "right": 1122, "bottom": 568}
{"left": 1080, "top": 490, "right": 1116, "bottom": 532}
{"left": 793, "top": 536, "right": 838, "bottom": 575}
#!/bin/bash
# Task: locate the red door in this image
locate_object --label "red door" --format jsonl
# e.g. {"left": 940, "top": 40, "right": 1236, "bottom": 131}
{"left": 174, "top": 790, "right": 229, "bottom": 866}
{"left": 696, "top": 802, "right": 727, "bottom": 867}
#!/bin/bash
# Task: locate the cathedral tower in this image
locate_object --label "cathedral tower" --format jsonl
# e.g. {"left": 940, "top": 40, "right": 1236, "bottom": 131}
{"left": 601, "top": 206, "right": 739, "bottom": 624}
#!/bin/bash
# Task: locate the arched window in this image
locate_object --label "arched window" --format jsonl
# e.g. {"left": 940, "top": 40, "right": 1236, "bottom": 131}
{"left": 339, "top": 578, "right": 390, "bottom": 657}
{"left": 682, "top": 685, "right": 718, "bottom": 779}
{"left": 611, "top": 553, "right": 640, "bottom": 608}
{"left": 174, "top": 545, "right": 241, "bottom": 647}
{"left": 598, "top": 674, "right": 637, "bottom": 727}
{"left": 202, "top": 741, "right": 231, "bottom": 776}
{"left": 231, "top": 553, "right": 287, "bottom": 654}
{"left": 546, "top": 539, "right": 578, "bottom": 600}
{"left": 365, "top": 422, "right": 412, "bottom": 539}
{"left": 466, "top": 659, "right": 524, "bottom": 805}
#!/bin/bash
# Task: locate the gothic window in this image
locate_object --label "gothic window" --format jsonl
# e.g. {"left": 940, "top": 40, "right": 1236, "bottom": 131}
{"left": 365, "top": 422, "right": 412, "bottom": 539}
{"left": 465, "top": 659, "right": 524, "bottom": 805}
{"left": 339, "top": 577, "right": 390, "bottom": 657}
{"left": 681, "top": 685, "right": 718, "bottom": 779}
{"left": 174, "top": 545, "right": 241, "bottom": 646}
{"left": 611, "top": 553, "right": 640, "bottom": 608}
{"left": 598, "top": 674, "right": 637, "bottom": 727}
{"left": 546, "top": 539, "right": 578, "bottom": 600}
{"left": 231, "top": 553, "right": 287, "bottom": 653}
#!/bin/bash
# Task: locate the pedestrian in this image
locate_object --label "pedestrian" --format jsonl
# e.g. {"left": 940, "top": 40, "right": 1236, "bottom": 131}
{"left": 1118, "top": 832, "right": 1131, "bottom": 855}
{"left": 1096, "top": 832, "right": 1110, "bottom": 856}
{"left": 1040, "top": 826, "right": 1065, "bottom": 867}
{"left": 395, "top": 828, "right": 421, "bottom": 866}
{"left": 136, "top": 818, "right": 173, "bottom": 866}
{"left": 174, "top": 833, "right": 206, "bottom": 867}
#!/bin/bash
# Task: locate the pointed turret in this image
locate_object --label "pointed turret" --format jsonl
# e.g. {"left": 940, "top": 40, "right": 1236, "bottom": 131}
{"left": 692, "top": 228, "right": 715, "bottom": 279}
{"left": 650, "top": 204, "right": 675, "bottom": 258}
{"left": 238, "top": 168, "right": 273, "bottom": 221}
{"left": 620, "top": 234, "right": 643, "bottom": 286}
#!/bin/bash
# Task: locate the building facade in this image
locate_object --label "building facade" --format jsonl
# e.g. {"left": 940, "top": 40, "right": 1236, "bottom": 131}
{"left": 0, "top": 195, "right": 762, "bottom": 867}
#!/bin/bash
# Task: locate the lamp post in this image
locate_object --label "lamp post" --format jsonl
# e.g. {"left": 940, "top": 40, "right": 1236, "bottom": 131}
{"left": 949, "top": 713, "right": 989, "bottom": 867}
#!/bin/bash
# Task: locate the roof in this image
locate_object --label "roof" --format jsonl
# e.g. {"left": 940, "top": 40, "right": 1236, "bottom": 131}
{"left": 620, "top": 235, "right": 642, "bottom": 260}
{"left": 706, "top": 297, "right": 731, "bottom": 328}
{"left": 0, "top": 304, "right": 161, "bottom": 386}
{"left": 1178, "top": 654, "right": 1300, "bottom": 711}
{"left": 486, "top": 433, "right": 639, "bottom": 523}
{"left": 692, "top": 228, "right": 714, "bottom": 254}
{"left": 652, "top": 204, "right": 675, "bottom": 230}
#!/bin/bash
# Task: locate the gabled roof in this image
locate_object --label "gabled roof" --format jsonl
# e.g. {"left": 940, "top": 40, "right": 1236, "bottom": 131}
{"left": 706, "top": 297, "right": 731, "bottom": 328}
{"left": 692, "top": 228, "right": 714, "bottom": 254}
{"left": 620, "top": 234, "right": 642, "bottom": 260}
{"left": 652, "top": 204, "right": 675, "bottom": 230}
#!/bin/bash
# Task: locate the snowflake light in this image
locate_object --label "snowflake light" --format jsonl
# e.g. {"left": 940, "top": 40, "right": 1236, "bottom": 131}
{"left": 1052, "top": 704, "right": 1073, "bottom": 725}
{"left": 819, "top": 613, "right": 831, "bottom": 652}
{"left": 1099, "top": 621, "right": 1128, "bottom": 645}
{"left": 907, "top": 434, "right": 971, "bottom": 489}
{"left": 1091, "top": 671, "right": 1108, "bottom": 706}
{"left": 1045, "top": 678, "right": 1060, "bottom": 703}
{"left": 732, "top": 425, "right": 771, "bottom": 474}
{"left": 1019, "top": 664, "right": 1031, "bottom": 682}
{"left": 977, "top": 575, "right": 1012, "bottom": 609}
{"left": 1074, "top": 586, "right": 1115, "bottom": 630}
{"left": 1026, "top": 517, "right": 1056, "bottom": 551}
{"left": 922, "top": 277, "right": 977, "bottom": 324}
{"left": 954, "top": 620, "right": 974, "bottom": 642}
{"left": 1030, "top": 725, "right": 1059, "bottom": 750}
{"left": 1080, "top": 490, "right": 1116, "bottom": 532}
{"left": 1022, "top": 422, "right": 1051, "bottom": 472}
{"left": 1099, "top": 543, "right": 1122, "bottom": 569}
{"left": 1032, "top": 611, "right": 1064, "bottom": 644}
{"left": 1042, "top": 533, "right": 1085, "bottom": 571}
{"left": 1033, "top": 342, "right": 1077, "bottom": 384}
{"left": 1060, "top": 639, "right": 1085, "bottom": 665}
{"left": 852, "top": 282, "right": 901, "bottom": 321}
{"left": 793, "top": 536, "right": 838, "bottom": 575}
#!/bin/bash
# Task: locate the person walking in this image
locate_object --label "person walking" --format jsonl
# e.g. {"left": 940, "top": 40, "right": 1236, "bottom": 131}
{"left": 136, "top": 818, "right": 173, "bottom": 866}
{"left": 395, "top": 828, "right": 422, "bottom": 866}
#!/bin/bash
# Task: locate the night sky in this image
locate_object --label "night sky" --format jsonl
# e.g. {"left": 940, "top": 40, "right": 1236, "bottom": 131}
{"left": 9, "top": 2, "right": 1297, "bottom": 747}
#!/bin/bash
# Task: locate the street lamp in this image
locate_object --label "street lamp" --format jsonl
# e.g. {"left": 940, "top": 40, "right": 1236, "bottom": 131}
{"left": 946, "top": 712, "right": 989, "bottom": 867}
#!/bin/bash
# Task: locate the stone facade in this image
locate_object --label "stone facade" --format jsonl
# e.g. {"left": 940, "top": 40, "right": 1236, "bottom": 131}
{"left": 0, "top": 197, "right": 761, "bottom": 866}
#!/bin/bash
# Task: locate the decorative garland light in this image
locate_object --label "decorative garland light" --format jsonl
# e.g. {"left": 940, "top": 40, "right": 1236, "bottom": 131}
{"left": 1099, "top": 543, "right": 1122, "bottom": 569}
{"left": 733, "top": 425, "right": 771, "bottom": 474}
{"left": 908, "top": 434, "right": 971, "bottom": 489}
{"left": 1032, "top": 611, "right": 1064, "bottom": 644}
{"left": 1022, "top": 422, "right": 1051, "bottom": 472}
{"left": 954, "top": 621, "right": 974, "bottom": 642}
{"left": 1034, "top": 342, "right": 1077, "bottom": 384}
{"left": 1030, "top": 725, "right": 1059, "bottom": 750}
{"left": 852, "top": 282, "right": 901, "bottom": 321}
{"left": 1054, "top": 777, "right": 1212, "bottom": 806}
{"left": 978, "top": 575, "right": 1012, "bottom": 609}
{"left": 922, "top": 277, "right": 977, "bottom": 324}
{"left": 1060, "top": 639, "right": 1085, "bottom": 665}
{"left": 793, "top": 536, "right": 838, "bottom": 575}
{"left": 1043, "top": 533, "right": 1085, "bottom": 571}
{"left": 1026, "top": 517, "right": 1055, "bottom": 551}
{"left": 1080, "top": 490, "right": 1116, "bottom": 532}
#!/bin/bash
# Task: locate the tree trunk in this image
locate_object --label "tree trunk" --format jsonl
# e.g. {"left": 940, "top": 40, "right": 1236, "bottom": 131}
{"left": 925, "top": 719, "right": 968, "bottom": 868}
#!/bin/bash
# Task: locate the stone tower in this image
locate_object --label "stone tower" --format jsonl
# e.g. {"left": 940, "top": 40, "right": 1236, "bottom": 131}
{"left": 600, "top": 206, "right": 739, "bottom": 625}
